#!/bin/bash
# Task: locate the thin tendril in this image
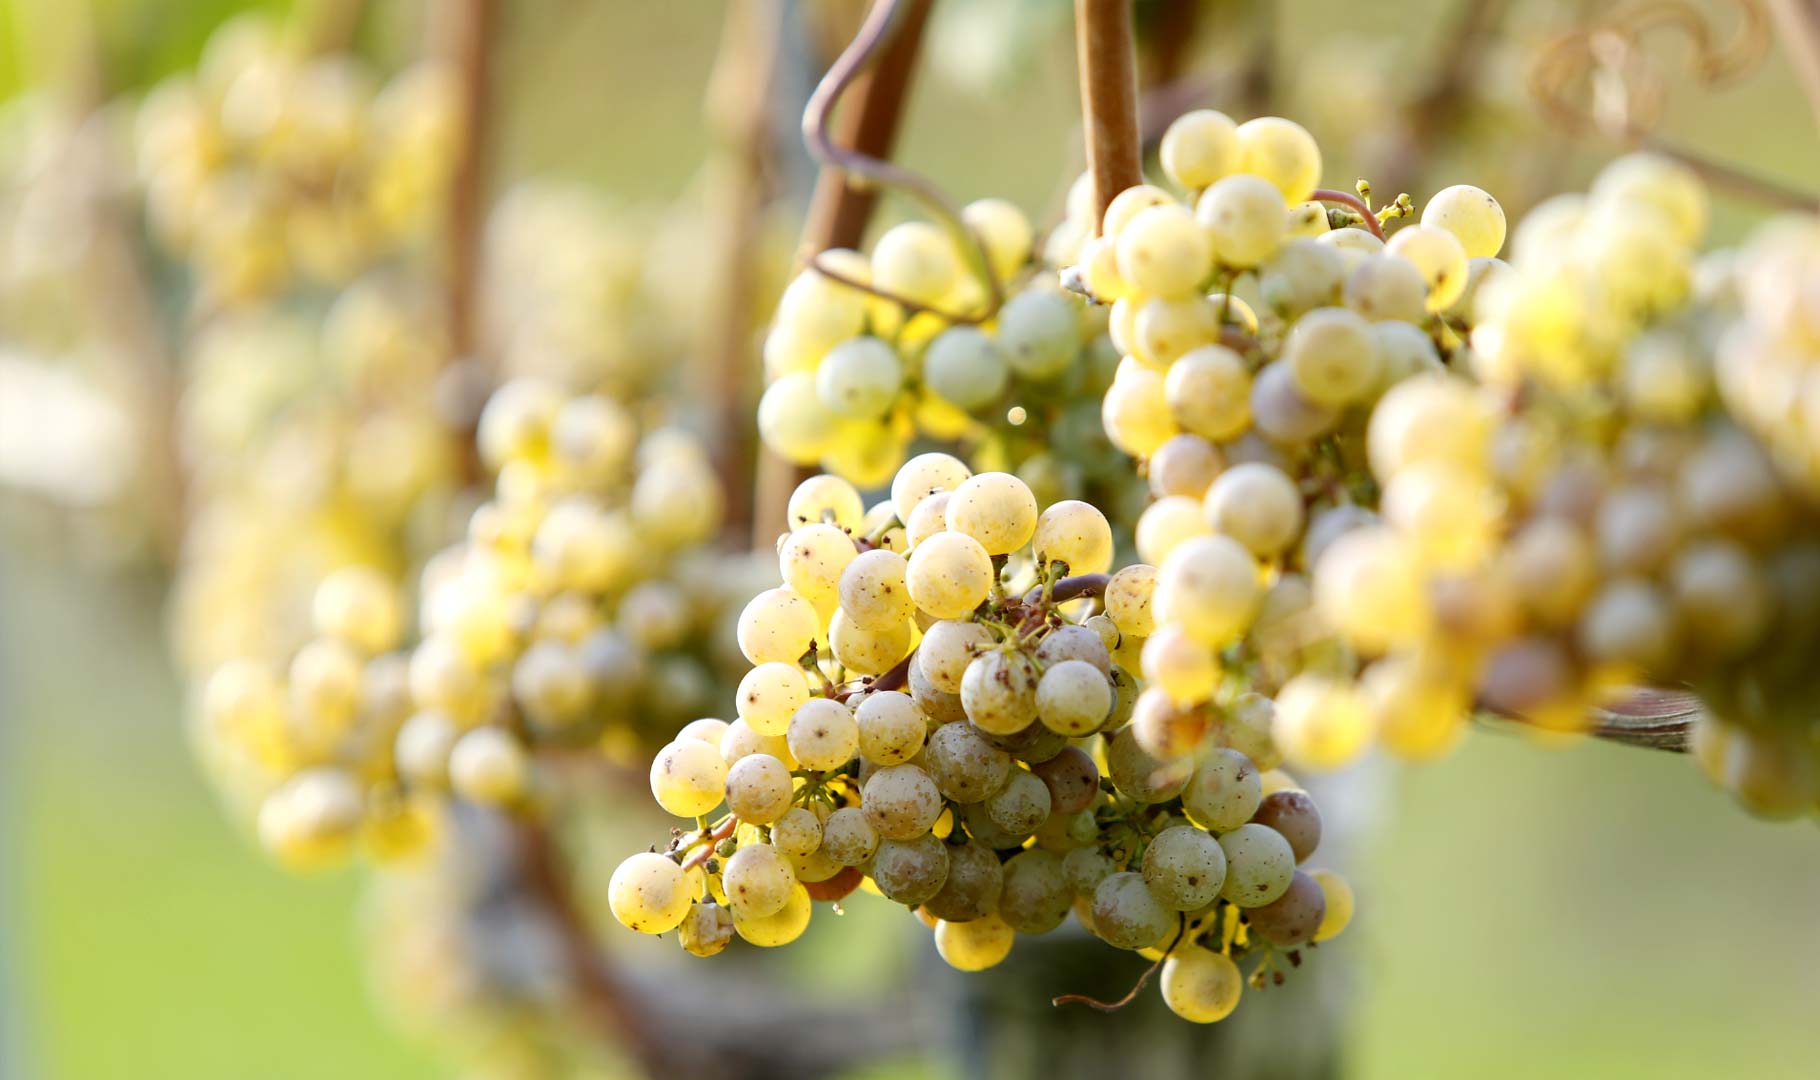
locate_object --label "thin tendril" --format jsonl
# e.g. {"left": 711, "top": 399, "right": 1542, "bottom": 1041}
{"left": 1052, "top": 914, "right": 1188, "bottom": 1011}
{"left": 802, "top": 0, "right": 1003, "bottom": 323}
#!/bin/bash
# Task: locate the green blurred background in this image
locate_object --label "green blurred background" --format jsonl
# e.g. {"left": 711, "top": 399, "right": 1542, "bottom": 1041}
{"left": 5, "top": 1, "right": 1820, "bottom": 1077}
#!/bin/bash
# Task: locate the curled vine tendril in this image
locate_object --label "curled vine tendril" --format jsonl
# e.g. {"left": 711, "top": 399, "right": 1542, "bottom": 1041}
{"left": 802, "top": 0, "right": 1003, "bottom": 325}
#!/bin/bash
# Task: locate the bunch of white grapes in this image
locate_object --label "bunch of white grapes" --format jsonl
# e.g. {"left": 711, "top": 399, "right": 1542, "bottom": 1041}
{"left": 196, "top": 373, "right": 745, "bottom": 869}
{"left": 611, "top": 459, "right": 1353, "bottom": 1023}
{"left": 1057, "top": 105, "right": 1820, "bottom": 824}
{"left": 759, "top": 196, "right": 1132, "bottom": 489}
{"left": 135, "top": 13, "right": 458, "bottom": 306}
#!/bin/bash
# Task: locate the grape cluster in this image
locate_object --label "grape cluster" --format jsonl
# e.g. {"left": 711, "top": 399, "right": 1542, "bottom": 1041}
{"left": 196, "top": 373, "right": 745, "bottom": 868}
{"left": 613, "top": 459, "right": 1352, "bottom": 1022}
{"left": 759, "top": 202, "right": 1129, "bottom": 494}
{"left": 179, "top": 175, "right": 779, "bottom": 869}
{"left": 1043, "top": 111, "right": 1504, "bottom": 771}
{"left": 135, "top": 14, "right": 458, "bottom": 305}
{"left": 1058, "top": 107, "right": 1820, "bottom": 823}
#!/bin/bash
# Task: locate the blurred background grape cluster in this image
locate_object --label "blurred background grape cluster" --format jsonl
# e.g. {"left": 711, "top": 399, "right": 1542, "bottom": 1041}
{"left": 4, "top": 1, "right": 1820, "bottom": 1078}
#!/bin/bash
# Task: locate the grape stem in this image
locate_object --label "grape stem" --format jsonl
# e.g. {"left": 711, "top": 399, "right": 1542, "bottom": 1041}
{"left": 754, "top": 0, "right": 934, "bottom": 547}
{"left": 801, "top": 0, "right": 1002, "bottom": 324}
{"left": 681, "top": 816, "right": 742, "bottom": 872}
{"left": 1075, "top": 0, "right": 1144, "bottom": 230}
{"left": 1021, "top": 572, "right": 1112, "bottom": 608}
{"left": 1310, "top": 188, "right": 1386, "bottom": 241}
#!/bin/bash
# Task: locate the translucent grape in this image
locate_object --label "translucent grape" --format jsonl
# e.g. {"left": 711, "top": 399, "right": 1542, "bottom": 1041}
{"left": 1031, "top": 499, "right": 1114, "bottom": 574}
{"left": 996, "top": 288, "right": 1079, "bottom": 380}
{"left": 1344, "top": 253, "right": 1429, "bottom": 323}
{"left": 918, "top": 620, "right": 995, "bottom": 694}
{"left": 962, "top": 197, "right": 1033, "bottom": 281}
{"left": 854, "top": 690, "right": 928, "bottom": 766}
{"left": 772, "top": 806, "right": 824, "bottom": 858}
{"left": 1247, "top": 869, "right": 1326, "bottom": 946}
{"left": 862, "top": 764, "right": 943, "bottom": 840}
{"left": 1149, "top": 434, "right": 1224, "bottom": 499}
{"left": 1029, "top": 658, "right": 1111, "bottom": 737}
{"left": 733, "top": 882, "right": 813, "bottom": 947}
{"left": 1102, "top": 365, "right": 1178, "bottom": 457}
{"left": 1362, "top": 655, "right": 1468, "bottom": 761}
{"left": 1142, "top": 825, "right": 1227, "bottom": 910}
{"left": 1310, "top": 868, "right": 1354, "bottom": 941}
{"left": 1284, "top": 306, "right": 1380, "bottom": 406}
{"left": 1155, "top": 534, "right": 1262, "bottom": 647}
{"left": 1387, "top": 224, "right": 1468, "bottom": 311}
{"left": 1104, "top": 563, "right": 1159, "bottom": 637}
{"left": 1135, "top": 495, "right": 1211, "bottom": 567}
{"left": 1421, "top": 184, "right": 1506, "bottom": 259}
{"left": 736, "top": 662, "right": 811, "bottom": 737}
{"left": 1259, "top": 238, "right": 1345, "bottom": 317}
{"left": 836, "top": 548, "right": 914, "bottom": 632}
{"left": 1141, "top": 625, "right": 1218, "bottom": 704}
{"left": 1250, "top": 361, "right": 1339, "bottom": 443}
{"left": 1134, "top": 295, "right": 1220, "bottom": 368}
{"left": 961, "top": 649, "right": 1041, "bottom": 736}
{"left": 872, "top": 221, "right": 959, "bottom": 305}
{"left": 1218, "top": 823, "right": 1296, "bottom": 907}
{"left": 1236, "top": 116, "right": 1322, "bottom": 204}
{"left": 1272, "top": 674, "right": 1371, "bottom": 771}
{"left": 1117, "top": 203, "right": 1212, "bottom": 298}
{"left": 735, "top": 587, "right": 821, "bottom": 666}
{"left": 871, "top": 832, "right": 950, "bottom": 906}
{"left": 946, "top": 472, "right": 1039, "bottom": 555}
{"left": 787, "top": 697, "right": 860, "bottom": 772}
{"left": 1105, "top": 725, "right": 1192, "bottom": 804}
{"left": 609, "top": 852, "right": 693, "bottom": 934}
{"left": 724, "top": 752, "right": 793, "bottom": 823}
{"left": 1034, "top": 624, "right": 1113, "bottom": 676}
{"left": 1196, "top": 174, "right": 1287, "bottom": 269}
{"left": 1181, "top": 747, "right": 1262, "bottom": 832}
{"left": 1591, "top": 152, "right": 1706, "bottom": 246}
{"left": 1101, "top": 184, "right": 1175, "bottom": 238}
{"left": 1313, "top": 525, "right": 1429, "bottom": 653}
{"left": 720, "top": 719, "right": 797, "bottom": 769}
{"left": 1203, "top": 462, "right": 1304, "bottom": 558}
{"left": 1367, "top": 374, "right": 1491, "bottom": 480}
{"left": 1160, "top": 108, "right": 1240, "bottom": 189}
{"left": 788, "top": 473, "right": 866, "bottom": 532}
{"left": 1252, "top": 789, "right": 1322, "bottom": 862}
{"left": 758, "top": 372, "right": 837, "bottom": 464}
{"left": 923, "top": 326, "right": 1009, "bottom": 410}
{"left": 1063, "top": 846, "right": 1118, "bottom": 896}
{"left": 1370, "top": 319, "right": 1443, "bottom": 392}
{"left": 1032, "top": 745, "right": 1101, "bottom": 815}
{"left": 997, "top": 849, "right": 1071, "bottom": 933}
{"left": 722, "top": 842, "right": 797, "bottom": 919}
{"left": 926, "top": 840, "right": 1006, "bottom": 922}
{"left": 922, "top": 718, "right": 1014, "bottom": 802}
{"left": 1092, "top": 871, "right": 1173, "bottom": 950}
{"left": 905, "top": 490, "right": 952, "bottom": 550}
{"left": 1161, "top": 944, "right": 1243, "bottom": 1023}
{"left": 649, "top": 738, "right": 729, "bottom": 818}
{"left": 821, "top": 806, "right": 880, "bottom": 866}
{"left": 934, "top": 914, "right": 1015, "bottom": 971}
{"left": 906, "top": 531, "right": 994, "bottom": 619}
{"left": 1578, "top": 578, "right": 1678, "bottom": 672}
